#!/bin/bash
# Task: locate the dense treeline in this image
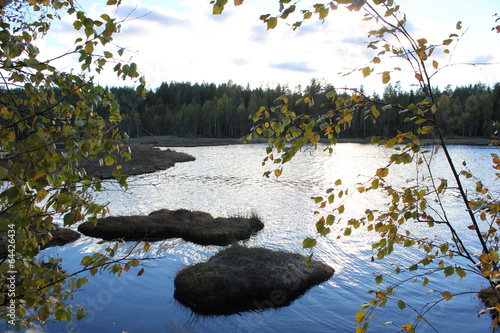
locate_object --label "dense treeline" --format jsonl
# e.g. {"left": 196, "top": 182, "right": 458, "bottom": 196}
{"left": 109, "top": 80, "right": 500, "bottom": 139}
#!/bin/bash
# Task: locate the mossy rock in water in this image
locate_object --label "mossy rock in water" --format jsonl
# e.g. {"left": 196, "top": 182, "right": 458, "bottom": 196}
{"left": 79, "top": 144, "right": 196, "bottom": 179}
{"left": 478, "top": 287, "right": 500, "bottom": 318}
{"left": 174, "top": 245, "right": 334, "bottom": 315}
{"left": 78, "top": 209, "right": 264, "bottom": 245}
{"left": 0, "top": 225, "right": 80, "bottom": 259}
{"left": 45, "top": 226, "right": 81, "bottom": 247}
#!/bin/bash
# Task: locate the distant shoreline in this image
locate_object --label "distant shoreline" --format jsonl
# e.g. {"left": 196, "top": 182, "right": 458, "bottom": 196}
{"left": 127, "top": 136, "right": 494, "bottom": 147}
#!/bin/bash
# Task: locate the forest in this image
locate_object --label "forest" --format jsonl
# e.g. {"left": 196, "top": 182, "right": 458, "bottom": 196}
{"left": 109, "top": 79, "right": 500, "bottom": 139}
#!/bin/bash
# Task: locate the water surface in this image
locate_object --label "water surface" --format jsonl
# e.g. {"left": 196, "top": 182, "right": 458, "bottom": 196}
{"left": 24, "top": 143, "right": 500, "bottom": 332}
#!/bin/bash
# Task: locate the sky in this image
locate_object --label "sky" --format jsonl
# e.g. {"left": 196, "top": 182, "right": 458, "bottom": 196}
{"left": 41, "top": 0, "right": 500, "bottom": 95}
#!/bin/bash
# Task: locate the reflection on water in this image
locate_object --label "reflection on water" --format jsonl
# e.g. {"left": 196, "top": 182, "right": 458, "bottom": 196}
{"left": 27, "top": 143, "right": 500, "bottom": 332}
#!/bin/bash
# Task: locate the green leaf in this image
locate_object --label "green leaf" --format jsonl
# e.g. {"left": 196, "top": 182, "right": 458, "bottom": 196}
{"left": 397, "top": 300, "right": 406, "bottom": 310}
{"left": 267, "top": 17, "right": 278, "bottom": 30}
{"left": 63, "top": 213, "right": 74, "bottom": 226}
{"left": 129, "top": 259, "right": 140, "bottom": 267}
{"left": 81, "top": 256, "right": 92, "bottom": 266}
{"left": 409, "top": 264, "right": 418, "bottom": 271}
{"left": 375, "top": 275, "right": 383, "bottom": 284}
{"left": 0, "top": 166, "right": 8, "bottom": 180}
{"left": 456, "top": 266, "right": 466, "bottom": 279}
{"left": 417, "top": 38, "right": 427, "bottom": 45}
{"left": 76, "top": 308, "right": 86, "bottom": 321}
{"left": 443, "top": 39, "right": 453, "bottom": 46}
{"left": 73, "top": 20, "right": 82, "bottom": 30}
{"left": 401, "top": 153, "right": 413, "bottom": 164}
{"left": 444, "top": 266, "right": 454, "bottom": 277}
{"left": 55, "top": 309, "right": 68, "bottom": 321}
{"left": 319, "top": 8, "right": 329, "bottom": 19}
{"left": 325, "top": 90, "right": 336, "bottom": 99}
{"left": 303, "top": 237, "right": 317, "bottom": 249}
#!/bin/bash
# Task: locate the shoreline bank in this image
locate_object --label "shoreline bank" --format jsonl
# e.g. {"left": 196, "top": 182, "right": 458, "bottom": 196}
{"left": 127, "top": 136, "right": 494, "bottom": 147}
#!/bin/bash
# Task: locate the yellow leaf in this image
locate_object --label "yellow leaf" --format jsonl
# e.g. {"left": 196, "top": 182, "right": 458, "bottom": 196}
{"left": 418, "top": 50, "right": 427, "bottom": 61}
{"left": 382, "top": 71, "right": 391, "bottom": 84}
{"left": 7, "top": 131, "right": 16, "bottom": 142}
{"left": 442, "top": 291, "right": 453, "bottom": 301}
{"left": 376, "top": 290, "right": 386, "bottom": 300}
{"left": 376, "top": 168, "right": 389, "bottom": 178}
{"left": 355, "top": 310, "right": 365, "bottom": 324}
{"left": 401, "top": 324, "right": 414, "bottom": 332}
{"left": 362, "top": 66, "right": 371, "bottom": 78}
{"left": 480, "top": 253, "right": 491, "bottom": 265}
{"left": 432, "top": 60, "right": 438, "bottom": 69}
{"left": 234, "top": 0, "right": 244, "bottom": 5}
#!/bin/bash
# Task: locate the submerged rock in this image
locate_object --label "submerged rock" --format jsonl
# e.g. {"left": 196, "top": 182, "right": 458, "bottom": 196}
{"left": 78, "top": 209, "right": 264, "bottom": 245}
{"left": 174, "top": 245, "right": 335, "bottom": 315}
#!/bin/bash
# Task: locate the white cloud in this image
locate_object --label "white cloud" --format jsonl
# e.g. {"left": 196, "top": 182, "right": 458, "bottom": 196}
{"left": 34, "top": 0, "right": 500, "bottom": 94}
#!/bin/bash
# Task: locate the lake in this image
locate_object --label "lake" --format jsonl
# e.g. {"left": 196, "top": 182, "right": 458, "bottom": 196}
{"left": 21, "top": 143, "right": 500, "bottom": 332}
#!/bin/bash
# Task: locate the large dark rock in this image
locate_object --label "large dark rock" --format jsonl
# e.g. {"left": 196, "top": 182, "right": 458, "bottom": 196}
{"left": 174, "top": 245, "right": 335, "bottom": 315}
{"left": 78, "top": 209, "right": 264, "bottom": 245}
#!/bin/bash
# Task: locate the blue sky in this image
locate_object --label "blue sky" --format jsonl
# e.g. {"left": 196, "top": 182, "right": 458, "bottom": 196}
{"left": 42, "top": 0, "right": 500, "bottom": 94}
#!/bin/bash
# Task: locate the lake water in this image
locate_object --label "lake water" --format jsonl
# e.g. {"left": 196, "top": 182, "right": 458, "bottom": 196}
{"left": 18, "top": 143, "right": 500, "bottom": 332}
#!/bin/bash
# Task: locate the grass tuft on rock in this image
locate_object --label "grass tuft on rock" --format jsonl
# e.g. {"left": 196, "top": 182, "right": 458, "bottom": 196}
{"left": 174, "top": 245, "right": 335, "bottom": 315}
